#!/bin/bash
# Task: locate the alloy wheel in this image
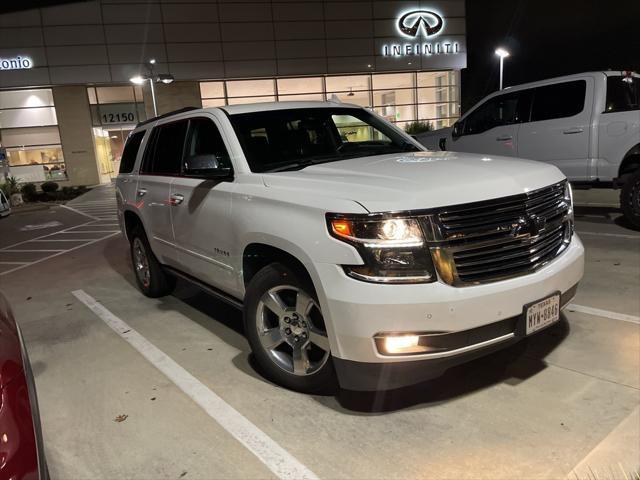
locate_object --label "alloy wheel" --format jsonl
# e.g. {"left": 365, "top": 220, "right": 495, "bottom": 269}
{"left": 133, "top": 238, "right": 151, "bottom": 288}
{"left": 255, "top": 285, "right": 330, "bottom": 376}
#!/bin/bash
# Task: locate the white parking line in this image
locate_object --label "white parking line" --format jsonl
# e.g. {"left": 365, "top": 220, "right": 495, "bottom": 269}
{"left": 0, "top": 232, "right": 119, "bottom": 276}
{"left": 2, "top": 249, "right": 64, "bottom": 252}
{"left": 72, "top": 289, "right": 319, "bottom": 480}
{"left": 567, "top": 304, "right": 640, "bottom": 324}
{"left": 60, "top": 204, "right": 100, "bottom": 220}
{"left": 0, "top": 261, "right": 28, "bottom": 265}
{"left": 576, "top": 230, "right": 640, "bottom": 240}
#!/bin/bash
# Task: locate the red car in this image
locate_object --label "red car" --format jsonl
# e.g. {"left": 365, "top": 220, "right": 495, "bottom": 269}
{"left": 0, "top": 293, "right": 48, "bottom": 480}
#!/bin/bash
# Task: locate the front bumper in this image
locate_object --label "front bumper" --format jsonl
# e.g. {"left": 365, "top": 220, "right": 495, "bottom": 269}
{"left": 313, "top": 236, "right": 584, "bottom": 390}
{"left": 333, "top": 284, "right": 577, "bottom": 391}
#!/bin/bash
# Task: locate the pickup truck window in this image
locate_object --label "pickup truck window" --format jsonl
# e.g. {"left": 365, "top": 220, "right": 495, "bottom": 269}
{"left": 605, "top": 76, "right": 639, "bottom": 113}
{"left": 119, "top": 130, "right": 145, "bottom": 174}
{"left": 462, "top": 91, "right": 525, "bottom": 135}
{"left": 530, "top": 80, "right": 586, "bottom": 121}
{"left": 229, "top": 107, "right": 419, "bottom": 173}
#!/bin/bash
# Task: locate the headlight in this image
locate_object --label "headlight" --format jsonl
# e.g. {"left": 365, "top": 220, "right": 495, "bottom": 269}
{"left": 327, "top": 215, "right": 436, "bottom": 283}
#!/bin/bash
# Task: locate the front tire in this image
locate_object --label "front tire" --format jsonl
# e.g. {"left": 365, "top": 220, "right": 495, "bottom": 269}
{"left": 620, "top": 169, "right": 640, "bottom": 230}
{"left": 129, "top": 226, "right": 176, "bottom": 297}
{"left": 244, "top": 263, "right": 336, "bottom": 394}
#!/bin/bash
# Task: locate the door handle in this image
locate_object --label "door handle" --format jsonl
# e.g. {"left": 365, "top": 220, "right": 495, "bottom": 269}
{"left": 170, "top": 193, "right": 184, "bottom": 206}
{"left": 563, "top": 127, "right": 584, "bottom": 134}
{"left": 496, "top": 135, "right": 513, "bottom": 141}
{"left": 137, "top": 188, "right": 147, "bottom": 197}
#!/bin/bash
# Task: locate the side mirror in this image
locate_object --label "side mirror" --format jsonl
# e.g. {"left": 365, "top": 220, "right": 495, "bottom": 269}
{"left": 183, "top": 154, "right": 231, "bottom": 178}
{"left": 451, "top": 121, "right": 462, "bottom": 139}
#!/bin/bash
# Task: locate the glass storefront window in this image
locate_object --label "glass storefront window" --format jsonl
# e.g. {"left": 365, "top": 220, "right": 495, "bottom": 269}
{"left": 95, "top": 86, "right": 136, "bottom": 104}
{"left": 6, "top": 145, "right": 66, "bottom": 182}
{"left": 418, "top": 71, "right": 457, "bottom": 88}
{"left": 0, "top": 89, "right": 54, "bottom": 109}
{"left": 228, "top": 96, "right": 276, "bottom": 105}
{"left": 202, "top": 98, "right": 227, "bottom": 108}
{"left": 93, "top": 126, "right": 134, "bottom": 177}
{"left": 372, "top": 73, "right": 414, "bottom": 90}
{"left": 226, "top": 79, "right": 274, "bottom": 99}
{"left": 200, "top": 82, "right": 225, "bottom": 100}
{"left": 277, "top": 77, "right": 323, "bottom": 96}
{"left": 199, "top": 70, "right": 459, "bottom": 127}
{"left": 278, "top": 93, "right": 324, "bottom": 102}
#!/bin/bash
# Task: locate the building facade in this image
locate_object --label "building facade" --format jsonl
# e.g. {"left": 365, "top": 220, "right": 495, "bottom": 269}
{"left": 0, "top": 0, "right": 466, "bottom": 186}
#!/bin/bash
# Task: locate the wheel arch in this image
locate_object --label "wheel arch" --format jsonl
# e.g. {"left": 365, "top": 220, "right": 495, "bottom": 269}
{"left": 242, "top": 242, "right": 316, "bottom": 292}
{"left": 618, "top": 143, "right": 640, "bottom": 179}
{"left": 123, "top": 209, "right": 145, "bottom": 242}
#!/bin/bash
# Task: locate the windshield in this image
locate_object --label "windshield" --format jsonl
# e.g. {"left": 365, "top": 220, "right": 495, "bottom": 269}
{"left": 228, "top": 107, "right": 421, "bottom": 173}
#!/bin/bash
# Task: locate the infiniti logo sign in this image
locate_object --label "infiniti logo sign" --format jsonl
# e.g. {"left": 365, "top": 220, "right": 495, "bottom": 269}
{"left": 398, "top": 10, "right": 444, "bottom": 37}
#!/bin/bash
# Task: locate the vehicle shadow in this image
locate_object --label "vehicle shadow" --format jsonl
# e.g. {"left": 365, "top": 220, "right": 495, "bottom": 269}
{"left": 322, "top": 317, "right": 570, "bottom": 415}
{"left": 101, "top": 236, "right": 572, "bottom": 414}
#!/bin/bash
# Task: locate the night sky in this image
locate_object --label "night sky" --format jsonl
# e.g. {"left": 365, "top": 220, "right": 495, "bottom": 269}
{"left": 462, "top": 0, "right": 640, "bottom": 110}
{"left": 2, "top": 0, "right": 639, "bottom": 113}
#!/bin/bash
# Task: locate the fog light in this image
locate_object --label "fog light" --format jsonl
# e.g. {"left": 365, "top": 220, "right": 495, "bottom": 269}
{"left": 384, "top": 335, "right": 420, "bottom": 354}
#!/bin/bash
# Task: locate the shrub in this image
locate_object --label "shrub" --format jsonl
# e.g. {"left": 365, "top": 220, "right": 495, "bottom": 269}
{"left": 21, "top": 183, "right": 38, "bottom": 202}
{"left": 41, "top": 181, "right": 59, "bottom": 193}
{"left": 405, "top": 121, "right": 434, "bottom": 135}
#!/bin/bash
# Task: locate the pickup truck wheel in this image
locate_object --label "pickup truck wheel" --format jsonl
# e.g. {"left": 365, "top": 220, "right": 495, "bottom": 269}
{"left": 244, "top": 263, "right": 336, "bottom": 394}
{"left": 620, "top": 169, "right": 640, "bottom": 230}
{"left": 129, "top": 227, "right": 176, "bottom": 298}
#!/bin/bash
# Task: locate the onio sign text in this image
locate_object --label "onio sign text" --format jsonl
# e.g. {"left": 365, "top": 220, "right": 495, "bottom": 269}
{"left": 0, "top": 56, "right": 33, "bottom": 71}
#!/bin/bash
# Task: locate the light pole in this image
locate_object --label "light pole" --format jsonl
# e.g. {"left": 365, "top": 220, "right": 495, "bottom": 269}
{"left": 494, "top": 48, "right": 510, "bottom": 90}
{"left": 130, "top": 59, "right": 174, "bottom": 117}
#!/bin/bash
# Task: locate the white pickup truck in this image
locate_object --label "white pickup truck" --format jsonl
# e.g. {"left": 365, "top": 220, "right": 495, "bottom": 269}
{"left": 418, "top": 71, "right": 640, "bottom": 227}
{"left": 117, "top": 102, "right": 584, "bottom": 393}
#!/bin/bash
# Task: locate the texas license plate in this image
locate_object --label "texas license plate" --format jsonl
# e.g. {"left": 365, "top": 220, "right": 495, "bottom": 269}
{"left": 525, "top": 293, "right": 561, "bottom": 335}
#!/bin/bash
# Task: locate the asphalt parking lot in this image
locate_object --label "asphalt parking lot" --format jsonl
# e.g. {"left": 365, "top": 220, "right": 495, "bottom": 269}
{"left": 0, "top": 185, "right": 638, "bottom": 480}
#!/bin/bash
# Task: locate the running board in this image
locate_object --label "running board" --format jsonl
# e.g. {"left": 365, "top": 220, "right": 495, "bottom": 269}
{"left": 164, "top": 266, "right": 244, "bottom": 309}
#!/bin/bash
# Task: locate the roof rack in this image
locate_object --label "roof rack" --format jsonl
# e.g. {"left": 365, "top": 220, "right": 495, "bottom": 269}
{"left": 135, "top": 106, "right": 200, "bottom": 128}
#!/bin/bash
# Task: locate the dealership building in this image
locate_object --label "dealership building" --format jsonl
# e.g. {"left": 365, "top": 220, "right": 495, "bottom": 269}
{"left": 0, "top": 0, "right": 466, "bottom": 186}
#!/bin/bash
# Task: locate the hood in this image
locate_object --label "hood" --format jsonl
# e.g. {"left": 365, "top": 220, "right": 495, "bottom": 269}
{"left": 262, "top": 151, "right": 566, "bottom": 212}
{"left": 0, "top": 293, "right": 23, "bottom": 389}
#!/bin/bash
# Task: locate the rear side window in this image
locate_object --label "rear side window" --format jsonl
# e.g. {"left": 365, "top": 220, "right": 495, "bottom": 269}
{"left": 141, "top": 120, "right": 188, "bottom": 175}
{"left": 463, "top": 91, "right": 528, "bottom": 135}
{"left": 530, "top": 80, "right": 586, "bottom": 121}
{"left": 119, "top": 131, "right": 145, "bottom": 174}
{"left": 605, "top": 76, "right": 639, "bottom": 113}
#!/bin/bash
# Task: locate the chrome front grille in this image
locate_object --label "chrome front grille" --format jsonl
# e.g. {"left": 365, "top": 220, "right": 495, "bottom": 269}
{"left": 425, "top": 181, "right": 572, "bottom": 286}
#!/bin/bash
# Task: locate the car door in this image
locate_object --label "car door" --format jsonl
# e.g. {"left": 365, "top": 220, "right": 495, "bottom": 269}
{"left": 517, "top": 79, "right": 593, "bottom": 180}
{"left": 136, "top": 119, "right": 188, "bottom": 267}
{"left": 449, "top": 90, "right": 528, "bottom": 157}
{"left": 170, "top": 116, "right": 237, "bottom": 293}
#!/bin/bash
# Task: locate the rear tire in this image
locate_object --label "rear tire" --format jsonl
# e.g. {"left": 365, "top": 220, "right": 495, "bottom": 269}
{"left": 244, "top": 263, "right": 336, "bottom": 394}
{"left": 129, "top": 226, "right": 176, "bottom": 297}
{"left": 620, "top": 169, "right": 640, "bottom": 230}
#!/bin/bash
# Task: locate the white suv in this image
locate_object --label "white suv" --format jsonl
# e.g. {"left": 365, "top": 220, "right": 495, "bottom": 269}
{"left": 418, "top": 71, "right": 640, "bottom": 227}
{"left": 116, "top": 102, "right": 584, "bottom": 393}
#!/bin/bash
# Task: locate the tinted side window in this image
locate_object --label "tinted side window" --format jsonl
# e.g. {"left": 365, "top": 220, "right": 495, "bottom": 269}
{"left": 184, "top": 118, "right": 231, "bottom": 169}
{"left": 605, "top": 76, "right": 639, "bottom": 113}
{"left": 463, "top": 92, "right": 523, "bottom": 135}
{"left": 147, "top": 121, "right": 188, "bottom": 175}
{"left": 119, "top": 131, "right": 145, "bottom": 174}
{"left": 531, "top": 80, "right": 586, "bottom": 122}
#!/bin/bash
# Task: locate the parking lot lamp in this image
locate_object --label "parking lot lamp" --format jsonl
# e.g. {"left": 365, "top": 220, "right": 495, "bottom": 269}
{"left": 495, "top": 48, "right": 510, "bottom": 90}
